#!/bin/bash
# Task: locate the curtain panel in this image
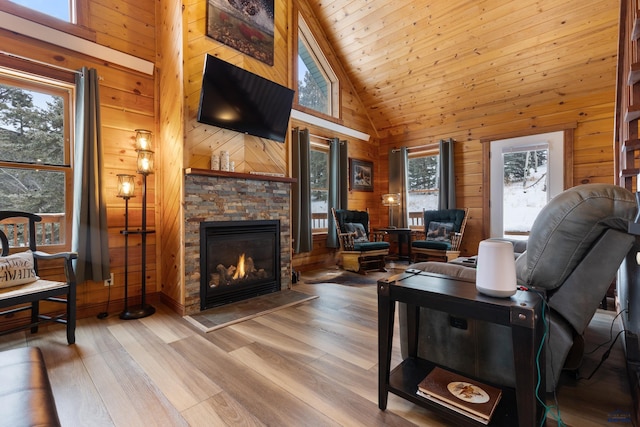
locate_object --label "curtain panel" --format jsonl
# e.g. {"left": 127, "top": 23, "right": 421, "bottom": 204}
{"left": 438, "top": 138, "right": 456, "bottom": 209}
{"left": 326, "top": 138, "right": 348, "bottom": 248}
{"left": 291, "top": 128, "right": 313, "bottom": 253}
{"left": 71, "top": 67, "right": 110, "bottom": 283}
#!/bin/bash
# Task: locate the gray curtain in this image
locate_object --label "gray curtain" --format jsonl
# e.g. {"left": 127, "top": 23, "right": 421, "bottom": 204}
{"left": 326, "top": 138, "right": 348, "bottom": 248}
{"left": 72, "top": 67, "right": 110, "bottom": 283}
{"left": 389, "top": 148, "right": 409, "bottom": 228}
{"left": 292, "top": 128, "right": 313, "bottom": 253}
{"left": 438, "top": 138, "right": 456, "bottom": 209}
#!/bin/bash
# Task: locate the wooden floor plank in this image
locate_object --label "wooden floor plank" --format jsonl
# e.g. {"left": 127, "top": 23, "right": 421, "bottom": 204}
{"left": 108, "top": 322, "right": 222, "bottom": 412}
{"left": 0, "top": 265, "right": 632, "bottom": 426}
{"left": 170, "top": 334, "right": 340, "bottom": 426}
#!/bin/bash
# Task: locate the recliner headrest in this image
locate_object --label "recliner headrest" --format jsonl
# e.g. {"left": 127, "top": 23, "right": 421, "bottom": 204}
{"left": 516, "top": 184, "right": 637, "bottom": 290}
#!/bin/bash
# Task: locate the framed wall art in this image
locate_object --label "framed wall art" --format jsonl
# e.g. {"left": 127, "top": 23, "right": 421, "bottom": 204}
{"left": 349, "top": 158, "right": 374, "bottom": 192}
{"left": 206, "top": 0, "right": 275, "bottom": 66}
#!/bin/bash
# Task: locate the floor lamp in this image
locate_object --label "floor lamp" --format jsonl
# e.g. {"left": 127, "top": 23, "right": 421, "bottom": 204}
{"left": 120, "top": 129, "right": 156, "bottom": 320}
{"left": 382, "top": 193, "right": 401, "bottom": 228}
{"left": 116, "top": 174, "right": 135, "bottom": 319}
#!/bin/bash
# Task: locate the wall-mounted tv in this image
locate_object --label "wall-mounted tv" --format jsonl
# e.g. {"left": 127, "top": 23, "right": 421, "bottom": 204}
{"left": 197, "top": 54, "right": 295, "bottom": 143}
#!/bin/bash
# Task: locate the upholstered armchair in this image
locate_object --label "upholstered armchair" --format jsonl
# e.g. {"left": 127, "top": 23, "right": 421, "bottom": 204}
{"left": 331, "top": 208, "right": 390, "bottom": 274}
{"left": 400, "top": 184, "right": 638, "bottom": 392}
{"left": 411, "top": 208, "right": 468, "bottom": 262}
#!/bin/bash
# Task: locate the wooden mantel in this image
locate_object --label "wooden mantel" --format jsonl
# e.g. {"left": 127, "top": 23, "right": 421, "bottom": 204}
{"left": 184, "top": 168, "right": 296, "bottom": 184}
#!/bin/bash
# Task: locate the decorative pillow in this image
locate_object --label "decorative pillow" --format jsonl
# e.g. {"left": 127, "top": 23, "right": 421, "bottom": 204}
{"left": 344, "top": 222, "right": 369, "bottom": 243}
{"left": 426, "top": 221, "right": 454, "bottom": 242}
{"left": 0, "top": 250, "right": 40, "bottom": 288}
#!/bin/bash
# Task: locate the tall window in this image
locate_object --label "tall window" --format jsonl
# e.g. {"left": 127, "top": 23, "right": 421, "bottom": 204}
{"left": 490, "top": 131, "right": 564, "bottom": 238}
{"left": 297, "top": 15, "right": 339, "bottom": 118}
{"left": 310, "top": 143, "right": 329, "bottom": 233}
{"left": 9, "top": 0, "right": 74, "bottom": 22}
{"left": 0, "top": 69, "right": 73, "bottom": 248}
{"left": 407, "top": 152, "right": 439, "bottom": 228}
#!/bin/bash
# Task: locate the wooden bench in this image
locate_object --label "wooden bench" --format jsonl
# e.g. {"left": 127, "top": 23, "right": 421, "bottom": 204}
{"left": 0, "top": 211, "right": 77, "bottom": 344}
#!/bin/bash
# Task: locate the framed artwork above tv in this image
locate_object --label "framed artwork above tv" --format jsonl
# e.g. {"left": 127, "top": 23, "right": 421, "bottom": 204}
{"left": 206, "top": 0, "right": 275, "bottom": 66}
{"left": 349, "top": 158, "right": 374, "bottom": 192}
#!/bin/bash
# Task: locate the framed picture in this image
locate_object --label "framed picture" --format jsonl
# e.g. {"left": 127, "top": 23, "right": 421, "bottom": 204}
{"left": 349, "top": 158, "right": 374, "bottom": 192}
{"left": 206, "top": 0, "right": 275, "bottom": 66}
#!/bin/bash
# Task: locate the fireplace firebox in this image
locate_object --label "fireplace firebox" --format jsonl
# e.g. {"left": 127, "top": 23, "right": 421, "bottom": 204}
{"left": 200, "top": 220, "right": 280, "bottom": 310}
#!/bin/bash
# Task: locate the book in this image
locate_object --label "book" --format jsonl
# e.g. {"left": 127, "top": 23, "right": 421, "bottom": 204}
{"left": 416, "top": 367, "right": 502, "bottom": 424}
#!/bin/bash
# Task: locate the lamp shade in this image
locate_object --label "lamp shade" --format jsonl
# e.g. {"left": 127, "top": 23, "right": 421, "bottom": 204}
{"left": 136, "top": 149, "right": 155, "bottom": 175}
{"left": 476, "top": 239, "right": 517, "bottom": 298}
{"left": 382, "top": 193, "right": 401, "bottom": 206}
{"left": 135, "top": 129, "right": 152, "bottom": 151}
{"left": 116, "top": 174, "right": 135, "bottom": 199}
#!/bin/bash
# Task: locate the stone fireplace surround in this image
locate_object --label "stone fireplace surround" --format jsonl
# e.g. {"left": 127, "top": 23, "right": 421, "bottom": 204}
{"left": 183, "top": 169, "right": 293, "bottom": 315}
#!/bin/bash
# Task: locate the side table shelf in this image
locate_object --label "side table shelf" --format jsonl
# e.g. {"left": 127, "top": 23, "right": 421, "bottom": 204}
{"left": 388, "top": 358, "right": 519, "bottom": 426}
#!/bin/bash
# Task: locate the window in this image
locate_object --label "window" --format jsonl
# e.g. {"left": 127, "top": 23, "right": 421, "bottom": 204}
{"left": 0, "top": 69, "right": 74, "bottom": 249}
{"left": 9, "top": 0, "right": 74, "bottom": 22}
{"left": 490, "top": 131, "right": 564, "bottom": 238}
{"left": 407, "top": 152, "right": 439, "bottom": 228}
{"left": 310, "top": 143, "right": 329, "bottom": 233}
{"left": 297, "top": 15, "right": 339, "bottom": 118}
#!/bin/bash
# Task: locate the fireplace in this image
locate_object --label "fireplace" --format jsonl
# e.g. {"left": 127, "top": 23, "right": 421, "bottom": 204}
{"left": 200, "top": 220, "right": 280, "bottom": 310}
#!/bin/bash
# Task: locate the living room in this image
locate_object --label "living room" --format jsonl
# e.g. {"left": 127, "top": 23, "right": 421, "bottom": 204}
{"left": 0, "top": 0, "right": 635, "bottom": 425}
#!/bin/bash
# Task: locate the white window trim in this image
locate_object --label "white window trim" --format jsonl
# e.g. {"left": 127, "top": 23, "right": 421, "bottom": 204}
{"left": 297, "top": 13, "right": 339, "bottom": 118}
{"left": 489, "top": 131, "right": 564, "bottom": 238}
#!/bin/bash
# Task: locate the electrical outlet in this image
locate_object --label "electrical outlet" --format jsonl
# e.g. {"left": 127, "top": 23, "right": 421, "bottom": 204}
{"left": 104, "top": 272, "right": 114, "bottom": 287}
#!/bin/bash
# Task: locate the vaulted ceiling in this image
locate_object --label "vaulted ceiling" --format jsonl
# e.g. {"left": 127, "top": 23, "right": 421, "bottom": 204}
{"left": 306, "top": 0, "right": 620, "bottom": 140}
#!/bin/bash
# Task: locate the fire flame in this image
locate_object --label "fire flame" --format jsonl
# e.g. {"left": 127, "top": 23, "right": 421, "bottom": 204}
{"left": 232, "top": 253, "right": 246, "bottom": 280}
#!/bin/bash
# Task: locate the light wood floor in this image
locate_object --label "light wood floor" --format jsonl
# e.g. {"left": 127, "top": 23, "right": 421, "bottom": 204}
{"left": 0, "top": 268, "right": 633, "bottom": 427}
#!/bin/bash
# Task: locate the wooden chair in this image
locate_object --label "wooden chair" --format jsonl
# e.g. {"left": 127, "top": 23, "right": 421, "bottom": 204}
{"left": 331, "top": 208, "right": 390, "bottom": 274}
{"left": 411, "top": 208, "right": 468, "bottom": 262}
{"left": 0, "top": 211, "right": 77, "bottom": 344}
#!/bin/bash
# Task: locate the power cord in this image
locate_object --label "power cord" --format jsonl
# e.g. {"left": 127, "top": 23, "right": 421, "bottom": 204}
{"left": 97, "top": 279, "right": 111, "bottom": 319}
{"left": 578, "top": 329, "right": 627, "bottom": 381}
{"left": 521, "top": 287, "right": 567, "bottom": 427}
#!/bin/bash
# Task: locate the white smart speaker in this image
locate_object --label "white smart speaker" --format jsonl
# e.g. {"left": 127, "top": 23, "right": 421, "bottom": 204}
{"left": 475, "top": 239, "right": 517, "bottom": 298}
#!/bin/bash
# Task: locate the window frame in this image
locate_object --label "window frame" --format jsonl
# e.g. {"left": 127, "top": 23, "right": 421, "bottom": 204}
{"left": 0, "top": 0, "right": 94, "bottom": 42}
{"left": 0, "top": 67, "right": 75, "bottom": 252}
{"left": 407, "top": 148, "right": 440, "bottom": 229}
{"left": 310, "top": 140, "right": 330, "bottom": 234}
{"left": 295, "top": 13, "right": 340, "bottom": 120}
{"left": 489, "top": 131, "right": 564, "bottom": 238}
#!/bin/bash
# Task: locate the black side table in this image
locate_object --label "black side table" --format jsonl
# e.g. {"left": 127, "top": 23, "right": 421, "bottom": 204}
{"left": 378, "top": 269, "right": 545, "bottom": 426}
{"left": 377, "top": 227, "right": 413, "bottom": 261}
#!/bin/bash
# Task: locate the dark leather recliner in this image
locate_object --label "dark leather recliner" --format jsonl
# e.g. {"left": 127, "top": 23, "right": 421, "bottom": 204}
{"left": 401, "top": 184, "right": 637, "bottom": 391}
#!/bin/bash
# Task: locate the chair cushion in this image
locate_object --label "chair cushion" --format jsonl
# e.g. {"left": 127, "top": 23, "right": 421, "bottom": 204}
{"left": 516, "top": 183, "right": 637, "bottom": 290}
{"left": 412, "top": 240, "right": 452, "bottom": 250}
{"left": 334, "top": 209, "right": 370, "bottom": 235}
{"left": 344, "top": 222, "right": 369, "bottom": 242}
{"left": 354, "top": 241, "right": 390, "bottom": 251}
{"left": 0, "top": 251, "right": 40, "bottom": 288}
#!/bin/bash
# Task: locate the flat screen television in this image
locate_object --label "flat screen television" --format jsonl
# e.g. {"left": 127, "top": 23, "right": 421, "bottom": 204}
{"left": 197, "top": 54, "right": 295, "bottom": 143}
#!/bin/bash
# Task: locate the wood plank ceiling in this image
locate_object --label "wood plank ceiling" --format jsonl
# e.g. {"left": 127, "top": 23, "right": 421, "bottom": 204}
{"left": 306, "top": 0, "right": 620, "bottom": 139}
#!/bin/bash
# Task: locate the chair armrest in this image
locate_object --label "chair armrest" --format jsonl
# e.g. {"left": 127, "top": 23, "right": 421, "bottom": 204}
{"left": 33, "top": 251, "right": 78, "bottom": 262}
{"left": 412, "top": 230, "right": 426, "bottom": 241}
{"left": 370, "top": 231, "right": 387, "bottom": 242}
{"left": 33, "top": 251, "right": 78, "bottom": 285}
{"left": 338, "top": 232, "right": 356, "bottom": 250}
{"left": 450, "top": 232, "right": 462, "bottom": 251}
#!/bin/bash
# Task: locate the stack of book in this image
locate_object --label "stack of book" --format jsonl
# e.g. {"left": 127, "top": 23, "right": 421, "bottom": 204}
{"left": 416, "top": 367, "right": 502, "bottom": 425}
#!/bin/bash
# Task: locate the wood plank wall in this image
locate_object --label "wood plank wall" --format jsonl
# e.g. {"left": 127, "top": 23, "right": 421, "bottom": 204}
{"left": 0, "top": 0, "right": 157, "bottom": 320}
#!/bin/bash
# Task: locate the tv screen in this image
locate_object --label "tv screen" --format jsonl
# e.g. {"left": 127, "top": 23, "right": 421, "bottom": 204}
{"left": 197, "top": 54, "right": 295, "bottom": 143}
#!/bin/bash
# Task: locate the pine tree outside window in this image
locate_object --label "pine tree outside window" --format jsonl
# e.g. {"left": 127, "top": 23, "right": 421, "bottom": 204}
{"left": 407, "top": 152, "right": 440, "bottom": 228}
